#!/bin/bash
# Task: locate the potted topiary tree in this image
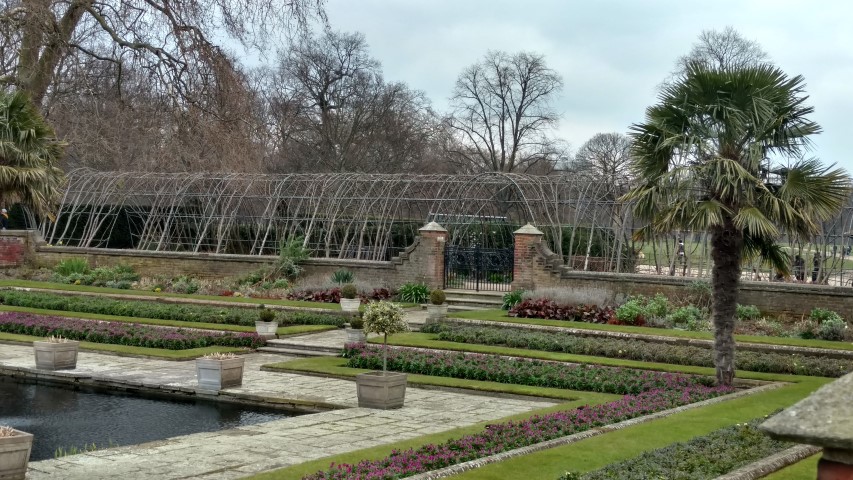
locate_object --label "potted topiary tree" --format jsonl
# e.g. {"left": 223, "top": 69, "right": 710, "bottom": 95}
{"left": 426, "top": 289, "right": 448, "bottom": 323}
{"left": 355, "top": 301, "right": 410, "bottom": 409}
{"left": 254, "top": 305, "right": 278, "bottom": 337}
{"left": 33, "top": 335, "right": 79, "bottom": 370}
{"left": 0, "top": 425, "right": 32, "bottom": 480}
{"left": 339, "top": 283, "right": 361, "bottom": 312}
{"left": 345, "top": 314, "right": 366, "bottom": 343}
{"left": 196, "top": 352, "right": 245, "bottom": 390}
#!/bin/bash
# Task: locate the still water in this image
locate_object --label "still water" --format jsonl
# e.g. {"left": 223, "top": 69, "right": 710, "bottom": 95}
{"left": 0, "top": 377, "right": 296, "bottom": 460}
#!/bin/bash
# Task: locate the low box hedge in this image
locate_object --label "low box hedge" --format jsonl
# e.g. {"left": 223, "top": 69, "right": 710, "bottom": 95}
{"left": 424, "top": 323, "right": 853, "bottom": 378}
{"left": 560, "top": 415, "right": 791, "bottom": 480}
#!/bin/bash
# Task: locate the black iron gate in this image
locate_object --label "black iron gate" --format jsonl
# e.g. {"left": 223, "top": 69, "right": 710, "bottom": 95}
{"left": 444, "top": 246, "right": 514, "bottom": 292}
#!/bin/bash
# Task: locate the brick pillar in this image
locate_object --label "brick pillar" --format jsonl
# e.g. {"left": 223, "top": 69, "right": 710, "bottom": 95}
{"left": 818, "top": 457, "right": 853, "bottom": 480}
{"left": 512, "top": 223, "right": 544, "bottom": 291}
{"left": 0, "top": 230, "right": 32, "bottom": 267}
{"left": 418, "top": 222, "right": 447, "bottom": 289}
{"left": 761, "top": 372, "right": 853, "bottom": 480}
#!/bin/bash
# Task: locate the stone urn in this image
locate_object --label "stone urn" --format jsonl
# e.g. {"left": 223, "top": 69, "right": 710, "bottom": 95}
{"left": 254, "top": 320, "right": 278, "bottom": 337}
{"left": 196, "top": 355, "right": 245, "bottom": 390}
{"left": 33, "top": 339, "right": 79, "bottom": 370}
{"left": 340, "top": 298, "right": 361, "bottom": 313}
{"left": 346, "top": 327, "right": 366, "bottom": 343}
{"left": 355, "top": 371, "right": 408, "bottom": 409}
{"left": 0, "top": 427, "right": 33, "bottom": 480}
{"left": 425, "top": 304, "right": 448, "bottom": 323}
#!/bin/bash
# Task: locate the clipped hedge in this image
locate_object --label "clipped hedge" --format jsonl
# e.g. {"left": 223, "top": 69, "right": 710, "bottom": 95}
{"left": 0, "top": 290, "right": 345, "bottom": 327}
{"left": 344, "top": 343, "right": 714, "bottom": 394}
{"left": 425, "top": 324, "right": 853, "bottom": 377}
{"left": 560, "top": 415, "right": 790, "bottom": 480}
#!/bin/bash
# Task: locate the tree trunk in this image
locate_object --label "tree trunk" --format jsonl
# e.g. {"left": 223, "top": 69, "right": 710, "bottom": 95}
{"left": 710, "top": 218, "right": 743, "bottom": 386}
{"left": 382, "top": 332, "right": 388, "bottom": 373}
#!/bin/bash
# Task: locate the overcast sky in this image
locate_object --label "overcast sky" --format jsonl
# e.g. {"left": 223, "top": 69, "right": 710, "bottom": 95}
{"left": 319, "top": 0, "right": 853, "bottom": 172}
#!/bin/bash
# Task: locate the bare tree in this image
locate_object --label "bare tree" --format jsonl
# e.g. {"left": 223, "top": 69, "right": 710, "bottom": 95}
{"left": 263, "top": 30, "right": 437, "bottom": 173}
{"left": 0, "top": 0, "right": 326, "bottom": 107}
{"left": 674, "top": 26, "right": 770, "bottom": 75}
{"left": 446, "top": 51, "right": 564, "bottom": 173}
{"left": 570, "top": 132, "right": 633, "bottom": 188}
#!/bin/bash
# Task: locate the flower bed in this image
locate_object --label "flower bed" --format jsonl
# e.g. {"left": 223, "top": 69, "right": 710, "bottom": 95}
{"left": 304, "top": 385, "right": 733, "bottom": 480}
{"left": 343, "top": 344, "right": 714, "bottom": 394}
{"left": 286, "top": 287, "right": 395, "bottom": 304}
{"left": 425, "top": 324, "right": 853, "bottom": 377}
{"left": 560, "top": 415, "right": 790, "bottom": 480}
{"left": 0, "top": 312, "right": 265, "bottom": 349}
{"left": 510, "top": 299, "right": 616, "bottom": 323}
{"left": 0, "top": 291, "right": 345, "bottom": 327}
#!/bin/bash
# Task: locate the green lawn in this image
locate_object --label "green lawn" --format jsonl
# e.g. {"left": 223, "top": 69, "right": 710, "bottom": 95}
{"left": 0, "top": 332, "right": 247, "bottom": 359}
{"left": 0, "top": 305, "right": 336, "bottom": 336}
{"left": 765, "top": 455, "right": 819, "bottom": 480}
{"left": 449, "top": 309, "right": 853, "bottom": 352}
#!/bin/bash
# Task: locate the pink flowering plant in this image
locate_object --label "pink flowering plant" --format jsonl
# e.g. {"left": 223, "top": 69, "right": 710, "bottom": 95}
{"left": 360, "top": 301, "right": 409, "bottom": 372}
{"left": 303, "top": 384, "right": 733, "bottom": 479}
{"left": 343, "top": 344, "right": 714, "bottom": 394}
{"left": 0, "top": 312, "right": 265, "bottom": 349}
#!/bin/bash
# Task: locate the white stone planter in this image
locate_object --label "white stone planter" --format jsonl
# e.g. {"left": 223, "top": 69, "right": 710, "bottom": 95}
{"left": 254, "top": 321, "right": 279, "bottom": 337}
{"left": 346, "top": 328, "right": 366, "bottom": 343}
{"left": 426, "top": 304, "right": 448, "bottom": 323}
{"left": 33, "top": 340, "right": 79, "bottom": 370}
{"left": 356, "top": 371, "right": 407, "bottom": 409}
{"left": 340, "top": 298, "right": 361, "bottom": 312}
{"left": 0, "top": 427, "right": 33, "bottom": 480}
{"left": 195, "top": 357, "right": 245, "bottom": 390}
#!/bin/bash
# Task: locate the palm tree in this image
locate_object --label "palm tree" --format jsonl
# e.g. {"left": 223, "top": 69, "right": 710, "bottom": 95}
{"left": 0, "top": 91, "right": 65, "bottom": 220}
{"left": 624, "top": 64, "right": 851, "bottom": 386}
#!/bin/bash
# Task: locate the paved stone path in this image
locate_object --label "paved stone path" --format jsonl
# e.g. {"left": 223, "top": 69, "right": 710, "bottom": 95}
{"left": 0, "top": 342, "right": 555, "bottom": 479}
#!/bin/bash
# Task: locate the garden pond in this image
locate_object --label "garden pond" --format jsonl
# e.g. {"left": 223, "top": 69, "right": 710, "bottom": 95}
{"left": 0, "top": 376, "right": 298, "bottom": 460}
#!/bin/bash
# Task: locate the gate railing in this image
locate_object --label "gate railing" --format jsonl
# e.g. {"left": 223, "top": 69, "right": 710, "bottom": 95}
{"left": 444, "top": 246, "right": 514, "bottom": 292}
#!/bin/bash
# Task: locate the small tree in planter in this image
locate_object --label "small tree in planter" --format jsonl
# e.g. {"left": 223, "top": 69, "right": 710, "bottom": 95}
{"left": 426, "top": 289, "right": 448, "bottom": 324}
{"left": 196, "top": 352, "right": 245, "bottom": 390}
{"left": 356, "top": 301, "right": 410, "bottom": 409}
{"left": 255, "top": 305, "right": 278, "bottom": 337}
{"left": 33, "top": 335, "right": 79, "bottom": 370}
{"left": 0, "top": 425, "right": 33, "bottom": 480}
{"left": 345, "top": 314, "right": 366, "bottom": 343}
{"left": 339, "top": 284, "right": 361, "bottom": 312}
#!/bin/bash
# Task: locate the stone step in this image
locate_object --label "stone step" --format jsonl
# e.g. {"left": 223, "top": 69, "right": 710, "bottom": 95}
{"left": 265, "top": 340, "right": 342, "bottom": 355}
{"left": 257, "top": 346, "right": 341, "bottom": 357}
{"left": 443, "top": 296, "right": 503, "bottom": 310}
{"left": 443, "top": 289, "right": 506, "bottom": 299}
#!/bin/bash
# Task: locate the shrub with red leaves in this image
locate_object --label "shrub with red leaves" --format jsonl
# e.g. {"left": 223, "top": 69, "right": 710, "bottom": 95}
{"left": 509, "top": 298, "right": 616, "bottom": 323}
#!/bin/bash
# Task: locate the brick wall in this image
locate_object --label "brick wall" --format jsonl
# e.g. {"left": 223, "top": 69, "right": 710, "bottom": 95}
{"left": 30, "top": 228, "right": 447, "bottom": 289}
{"left": 515, "top": 238, "right": 853, "bottom": 316}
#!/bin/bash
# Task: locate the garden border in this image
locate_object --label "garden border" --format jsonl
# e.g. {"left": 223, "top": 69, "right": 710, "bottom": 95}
{"left": 405, "top": 383, "right": 784, "bottom": 480}
{"left": 442, "top": 318, "right": 853, "bottom": 360}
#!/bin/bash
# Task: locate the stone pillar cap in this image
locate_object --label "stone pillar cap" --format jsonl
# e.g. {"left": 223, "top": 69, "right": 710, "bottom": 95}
{"left": 760, "top": 371, "right": 853, "bottom": 450}
{"left": 419, "top": 221, "right": 447, "bottom": 233}
{"left": 513, "top": 223, "right": 543, "bottom": 235}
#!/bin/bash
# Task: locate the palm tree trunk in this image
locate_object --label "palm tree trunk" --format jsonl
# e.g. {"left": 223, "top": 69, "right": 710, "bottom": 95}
{"left": 710, "top": 219, "right": 743, "bottom": 386}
